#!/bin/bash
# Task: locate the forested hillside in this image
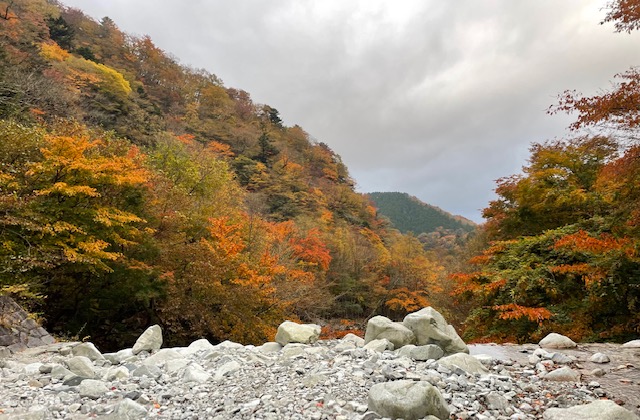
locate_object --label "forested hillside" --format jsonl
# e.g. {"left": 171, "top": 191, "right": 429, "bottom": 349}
{"left": 368, "top": 192, "right": 475, "bottom": 235}
{"left": 0, "top": 0, "right": 451, "bottom": 349}
{"left": 452, "top": 2, "right": 640, "bottom": 344}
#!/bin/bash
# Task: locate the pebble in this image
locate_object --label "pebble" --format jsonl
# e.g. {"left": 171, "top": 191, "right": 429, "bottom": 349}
{"left": 0, "top": 336, "right": 638, "bottom": 419}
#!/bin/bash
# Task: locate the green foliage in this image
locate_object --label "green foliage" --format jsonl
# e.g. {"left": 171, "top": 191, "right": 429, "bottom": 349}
{"left": 368, "top": 192, "right": 476, "bottom": 234}
{"left": 46, "top": 15, "right": 74, "bottom": 50}
{"left": 456, "top": 136, "right": 640, "bottom": 343}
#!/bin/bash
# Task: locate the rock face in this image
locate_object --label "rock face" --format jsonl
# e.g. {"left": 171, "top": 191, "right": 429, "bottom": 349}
{"left": 0, "top": 296, "right": 55, "bottom": 351}
{"left": 539, "top": 333, "right": 577, "bottom": 349}
{"left": 274, "top": 321, "right": 321, "bottom": 345}
{"left": 132, "top": 325, "right": 162, "bottom": 354}
{"left": 543, "top": 400, "right": 640, "bottom": 420}
{"left": 368, "top": 380, "right": 450, "bottom": 420}
{"left": 402, "top": 307, "right": 469, "bottom": 355}
{"left": 364, "top": 315, "right": 416, "bottom": 349}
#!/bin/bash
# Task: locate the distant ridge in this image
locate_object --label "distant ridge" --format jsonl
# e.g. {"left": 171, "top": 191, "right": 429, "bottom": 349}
{"left": 367, "top": 192, "right": 476, "bottom": 234}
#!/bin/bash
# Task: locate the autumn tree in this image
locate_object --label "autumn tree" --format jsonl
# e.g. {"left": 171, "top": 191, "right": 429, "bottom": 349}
{"left": 0, "top": 120, "right": 159, "bottom": 345}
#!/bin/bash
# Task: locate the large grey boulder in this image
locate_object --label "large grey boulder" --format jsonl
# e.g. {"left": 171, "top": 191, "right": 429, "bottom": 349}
{"left": 538, "top": 333, "right": 577, "bottom": 349}
{"left": 364, "top": 315, "right": 416, "bottom": 349}
{"left": 71, "top": 342, "right": 104, "bottom": 361}
{"left": 275, "top": 321, "right": 321, "bottom": 345}
{"left": 132, "top": 325, "right": 163, "bottom": 355}
{"left": 543, "top": 400, "right": 640, "bottom": 420}
{"left": 65, "top": 356, "right": 95, "bottom": 378}
{"left": 402, "top": 307, "right": 468, "bottom": 355}
{"left": 438, "top": 353, "right": 489, "bottom": 375}
{"left": 368, "top": 380, "right": 450, "bottom": 420}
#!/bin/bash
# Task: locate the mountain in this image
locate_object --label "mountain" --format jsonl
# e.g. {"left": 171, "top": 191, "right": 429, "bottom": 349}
{"left": 0, "top": 0, "right": 456, "bottom": 349}
{"left": 367, "top": 192, "right": 476, "bottom": 235}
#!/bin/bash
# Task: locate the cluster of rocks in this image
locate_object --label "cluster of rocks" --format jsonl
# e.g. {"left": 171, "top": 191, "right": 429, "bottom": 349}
{"left": 0, "top": 296, "right": 55, "bottom": 350}
{"left": 0, "top": 306, "right": 638, "bottom": 419}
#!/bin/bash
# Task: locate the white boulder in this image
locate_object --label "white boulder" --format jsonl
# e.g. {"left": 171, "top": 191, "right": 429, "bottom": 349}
{"left": 538, "top": 333, "right": 577, "bottom": 349}
{"left": 403, "top": 307, "right": 468, "bottom": 355}
{"left": 364, "top": 315, "right": 416, "bottom": 349}
{"left": 275, "top": 321, "right": 321, "bottom": 345}
{"left": 132, "top": 325, "right": 163, "bottom": 355}
{"left": 368, "top": 380, "right": 450, "bottom": 420}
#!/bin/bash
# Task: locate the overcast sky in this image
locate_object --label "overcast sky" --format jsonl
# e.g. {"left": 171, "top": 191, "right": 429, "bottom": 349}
{"left": 61, "top": 0, "right": 640, "bottom": 222}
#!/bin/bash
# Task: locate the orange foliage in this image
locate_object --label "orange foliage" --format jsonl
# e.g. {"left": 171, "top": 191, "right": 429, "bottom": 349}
{"left": 449, "top": 272, "right": 483, "bottom": 295}
{"left": 554, "top": 230, "right": 634, "bottom": 256}
{"left": 385, "top": 288, "right": 430, "bottom": 313}
{"left": 289, "top": 228, "right": 332, "bottom": 271}
{"left": 492, "top": 303, "right": 553, "bottom": 323}
{"left": 207, "top": 141, "right": 234, "bottom": 158}
{"left": 175, "top": 133, "right": 195, "bottom": 145}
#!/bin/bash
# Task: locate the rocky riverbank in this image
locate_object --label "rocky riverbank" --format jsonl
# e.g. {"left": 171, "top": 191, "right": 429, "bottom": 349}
{"left": 0, "top": 327, "right": 638, "bottom": 419}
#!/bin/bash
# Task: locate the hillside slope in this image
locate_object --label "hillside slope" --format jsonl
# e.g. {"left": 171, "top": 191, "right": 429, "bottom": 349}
{"left": 0, "top": 0, "right": 454, "bottom": 348}
{"left": 368, "top": 192, "right": 476, "bottom": 235}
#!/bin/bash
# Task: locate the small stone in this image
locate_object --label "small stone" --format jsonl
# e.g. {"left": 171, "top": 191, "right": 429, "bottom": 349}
{"left": 363, "top": 338, "right": 394, "bottom": 352}
{"left": 342, "top": 333, "right": 365, "bottom": 347}
{"left": 213, "top": 360, "right": 241, "bottom": 381}
{"left": 104, "top": 365, "right": 130, "bottom": 381}
{"left": 143, "top": 348, "right": 184, "bottom": 366}
{"left": 78, "top": 379, "right": 108, "bottom": 399}
{"left": 114, "top": 398, "right": 147, "bottom": 419}
{"left": 589, "top": 352, "right": 610, "bottom": 363}
{"left": 183, "top": 364, "right": 211, "bottom": 383}
{"left": 132, "top": 364, "right": 162, "bottom": 379}
{"left": 51, "top": 364, "right": 74, "bottom": 380}
{"left": 485, "top": 391, "right": 509, "bottom": 410}
{"left": 550, "top": 352, "right": 573, "bottom": 364}
{"left": 257, "top": 342, "right": 283, "bottom": 353}
{"left": 184, "top": 338, "right": 216, "bottom": 354}
{"left": 104, "top": 348, "right": 134, "bottom": 364}
{"left": 591, "top": 368, "right": 606, "bottom": 377}
{"left": 544, "top": 366, "right": 580, "bottom": 382}
{"left": 438, "top": 353, "right": 489, "bottom": 374}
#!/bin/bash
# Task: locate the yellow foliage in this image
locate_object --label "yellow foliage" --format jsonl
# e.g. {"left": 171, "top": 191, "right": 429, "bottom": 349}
{"left": 67, "top": 57, "right": 132, "bottom": 97}
{"left": 39, "top": 42, "right": 70, "bottom": 62}
{"left": 36, "top": 182, "right": 100, "bottom": 197}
